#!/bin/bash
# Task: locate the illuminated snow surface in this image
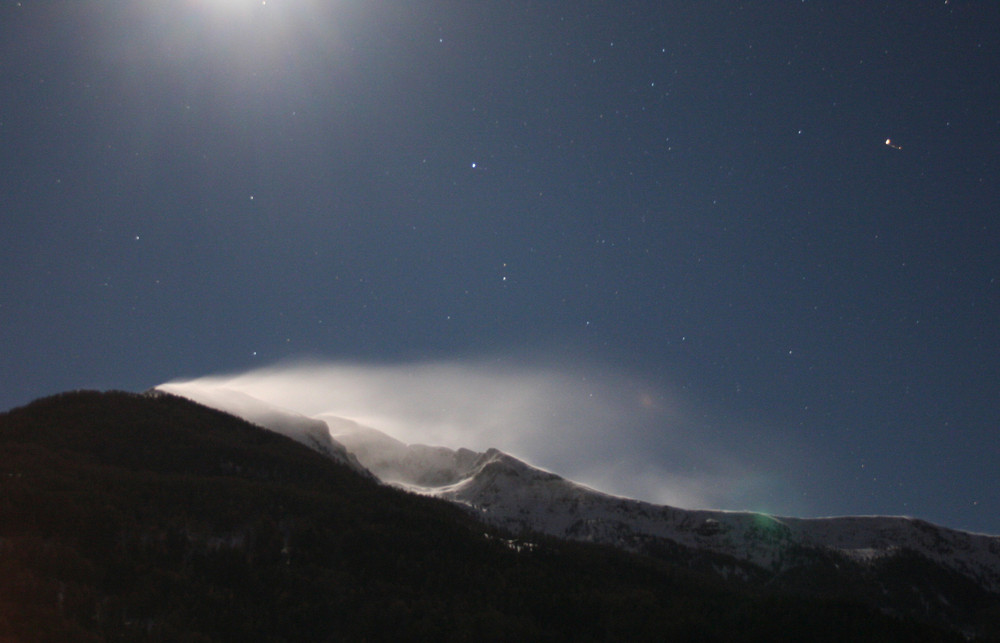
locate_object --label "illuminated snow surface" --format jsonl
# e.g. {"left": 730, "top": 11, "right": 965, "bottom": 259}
{"left": 156, "top": 384, "right": 1000, "bottom": 593}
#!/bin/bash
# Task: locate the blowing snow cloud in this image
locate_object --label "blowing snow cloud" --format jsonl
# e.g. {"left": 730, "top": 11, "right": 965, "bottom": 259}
{"left": 160, "top": 358, "right": 804, "bottom": 513}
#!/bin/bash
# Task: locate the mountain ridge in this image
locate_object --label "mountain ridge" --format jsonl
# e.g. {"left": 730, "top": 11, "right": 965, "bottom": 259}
{"left": 6, "top": 389, "right": 981, "bottom": 641}
{"left": 153, "top": 384, "right": 999, "bottom": 637}
{"left": 155, "top": 384, "right": 1000, "bottom": 560}
{"left": 342, "top": 419, "right": 1000, "bottom": 588}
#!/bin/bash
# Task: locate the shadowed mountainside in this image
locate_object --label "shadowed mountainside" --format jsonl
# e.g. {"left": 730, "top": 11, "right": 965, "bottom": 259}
{"left": 0, "top": 391, "right": 986, "bottom": 641}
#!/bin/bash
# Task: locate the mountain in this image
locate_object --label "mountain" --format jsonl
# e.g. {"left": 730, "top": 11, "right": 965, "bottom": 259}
{"left": 153, "top": 383, "right": 370, "bottom": 477}
{"left": 333, "top": 421, "right": 1000, "bottom": 638}
{"left": 1, "top": 390, "right": 993, "bottom": 641}
{"left": 159, "top": 386, "right": 1000, "bottom": 639}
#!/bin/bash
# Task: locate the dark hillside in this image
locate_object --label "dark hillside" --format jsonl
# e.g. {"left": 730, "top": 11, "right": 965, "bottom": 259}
{"left": 0, "top": 391, "right": 967, "bottom": 641}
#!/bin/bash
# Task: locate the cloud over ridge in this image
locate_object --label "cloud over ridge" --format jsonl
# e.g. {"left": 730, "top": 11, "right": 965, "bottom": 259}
{"left": 162, "top": 357, "right": 804, "bottom": 514}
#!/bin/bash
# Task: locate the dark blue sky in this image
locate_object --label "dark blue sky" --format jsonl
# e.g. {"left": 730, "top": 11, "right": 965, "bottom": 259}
{"left": 2, "top": 1, "right": 998, "bottom": 533}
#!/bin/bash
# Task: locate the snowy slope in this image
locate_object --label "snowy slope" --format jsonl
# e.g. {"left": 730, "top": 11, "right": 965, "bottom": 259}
{"left": 323, "top": 416, "right": 481, "bottom": 488}
{"left": 335, "top": 424, "right": 1000, "bottom": 596}
{"left": 149, "top": 386, "right": 1000, "bottom": 603}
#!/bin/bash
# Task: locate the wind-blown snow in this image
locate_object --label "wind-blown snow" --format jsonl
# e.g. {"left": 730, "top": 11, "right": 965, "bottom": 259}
{"left": 156, "top": 359, "right": 809, "bottom": 515}
{"left": 156, "top": 380, "right": 1000, "bottom": 597}
{"left": 341, "top": 424, "right": 1000, "bottom": 592}
{"left": 155, "top": 382, "right": 369, "bottom": 476}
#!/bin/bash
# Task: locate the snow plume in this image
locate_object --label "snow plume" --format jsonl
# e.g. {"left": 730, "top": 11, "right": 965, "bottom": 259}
{"left": 159, "top": 358, "right": 805, "bottom": 514}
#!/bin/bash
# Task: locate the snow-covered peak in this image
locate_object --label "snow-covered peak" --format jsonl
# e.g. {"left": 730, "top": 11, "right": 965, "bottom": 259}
{"left": 152, "top": 384, "right": 1000, "bottom": 604}
{"left": 322, "top": 426, "right": 1000, "bottom": 595}
{"left": 321, "top": 416, "right": 481, "bottom": 489}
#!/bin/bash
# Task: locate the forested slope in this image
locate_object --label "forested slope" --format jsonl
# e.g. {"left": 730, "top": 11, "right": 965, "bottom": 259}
{"left": 0, "top": 391, "right": 973, "bottom": 642}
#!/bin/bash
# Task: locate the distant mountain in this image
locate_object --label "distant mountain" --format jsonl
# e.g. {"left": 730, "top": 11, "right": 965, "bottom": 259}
{"left": 3, "top": 389, "right": 992, "bottom": 641}
{"left": 163, "top": 386, "right": 1000, "bottom": 639}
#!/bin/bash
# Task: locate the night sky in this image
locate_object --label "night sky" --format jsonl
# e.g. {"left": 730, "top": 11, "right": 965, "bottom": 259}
{"left": 2, "top": 1, "right": 999, "bottom": 534}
